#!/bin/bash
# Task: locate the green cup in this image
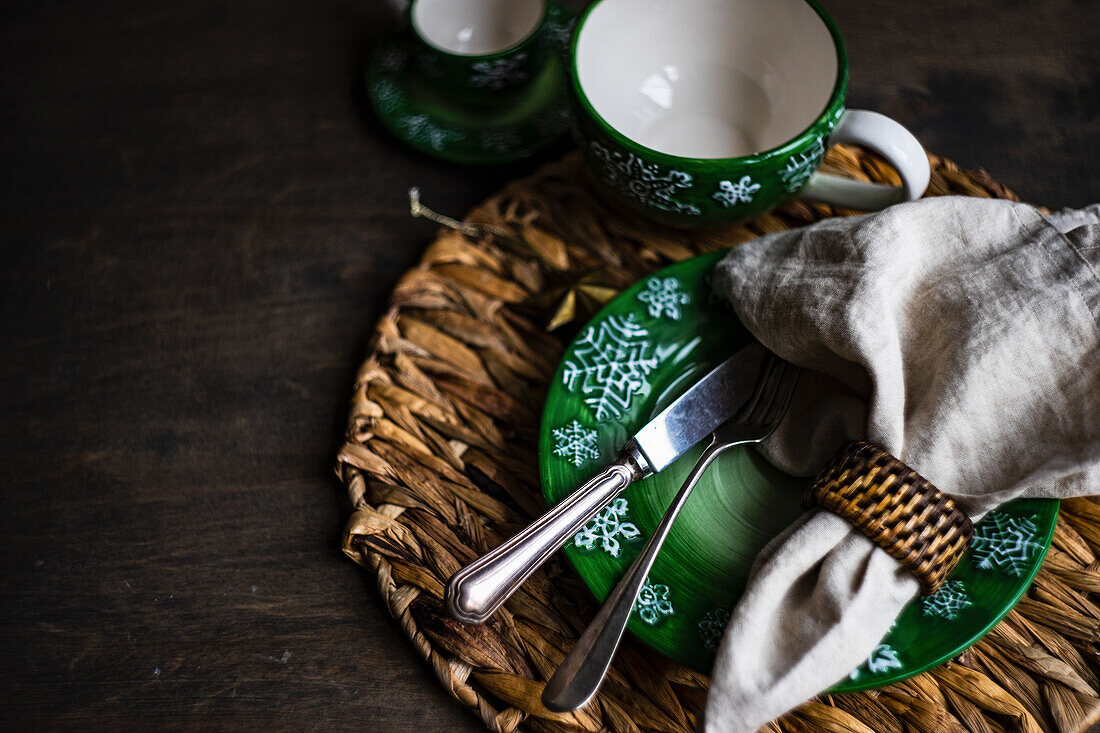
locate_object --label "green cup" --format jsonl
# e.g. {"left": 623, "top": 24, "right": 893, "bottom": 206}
{"left": 409, "top": 0, "right": 553, "bottom": 106}
{"left": 570, "top": 0, "right": 931, "bottom": 227}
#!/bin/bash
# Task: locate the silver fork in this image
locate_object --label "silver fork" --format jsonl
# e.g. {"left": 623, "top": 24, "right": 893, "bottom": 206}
{"left": 542, "top": 353, "right": 800, "bottom": 712}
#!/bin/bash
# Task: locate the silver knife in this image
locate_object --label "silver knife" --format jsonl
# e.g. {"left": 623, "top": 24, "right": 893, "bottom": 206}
{"left": 445, "top": 340, "right": 768, "bottom": 624}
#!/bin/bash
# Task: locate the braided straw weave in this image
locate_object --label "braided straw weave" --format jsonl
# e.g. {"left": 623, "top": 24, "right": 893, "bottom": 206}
{"left": 338, "top": 147, "right": 1100, "bottom": 733}
{"left": 808, "top": 440, "right": 974, "bottom": 595}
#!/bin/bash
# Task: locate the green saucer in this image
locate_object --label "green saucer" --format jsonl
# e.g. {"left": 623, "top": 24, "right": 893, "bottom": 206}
{"left": 538, "top": 250, "right": 1058, "bottom": 691}
{"left": 366, "top": 12, "right": 574, "bottom": 165}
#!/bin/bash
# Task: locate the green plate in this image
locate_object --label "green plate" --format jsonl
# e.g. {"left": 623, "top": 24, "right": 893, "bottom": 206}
{"left": 365, "top": 5, "right": 574, "bottom": 165}
{"left": 539, "top": 251, "right": 1058, "bottom": 691}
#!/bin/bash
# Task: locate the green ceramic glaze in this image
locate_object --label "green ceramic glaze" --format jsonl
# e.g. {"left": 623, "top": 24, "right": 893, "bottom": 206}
{"left": 539, "top": 251, "right": 1058, "bottom": 690}
{"left": 568, "top": 0, "right": 848, "bottom": 226}
{"left": 366, "top": 27, "right": 572, "bottom": 165}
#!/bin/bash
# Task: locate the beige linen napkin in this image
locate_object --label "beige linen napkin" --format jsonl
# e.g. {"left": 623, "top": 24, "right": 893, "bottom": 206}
{"left": 703, "top": 197, "right": 1100, "bottom": 732}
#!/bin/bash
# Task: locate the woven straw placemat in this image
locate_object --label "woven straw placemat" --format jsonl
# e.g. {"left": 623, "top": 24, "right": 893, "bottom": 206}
{"left": 338, "top": 147, "right": 1100, "bottom": 733}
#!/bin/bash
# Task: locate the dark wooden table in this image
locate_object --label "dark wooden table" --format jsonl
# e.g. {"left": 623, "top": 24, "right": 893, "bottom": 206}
{"left": 1, "top": 0, "right": 1096, "bottom": 729}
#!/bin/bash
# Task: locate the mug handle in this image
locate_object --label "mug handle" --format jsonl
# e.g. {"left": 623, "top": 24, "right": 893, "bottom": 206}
{"left": 799, "top": 109, "right": 931, "bottom": 211}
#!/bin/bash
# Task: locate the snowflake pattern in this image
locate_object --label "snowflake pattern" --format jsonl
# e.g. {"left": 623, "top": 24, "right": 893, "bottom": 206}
{"left": 369, "top": 77, "right": 405, "bottom": 114}
{"left": 396, "top": 114, "right": 465, "bottom": 151}
{"left": 712, "top": 176, "right": 762, "bottom": 207}
{"left": 637, "top": 277, "right": 691, "bottom": 321}
{"left": 468, "top": 54, "right": 528, "bottom": 90}
{"left": 922, "top": 580, "right": 973, "bottom": 620}
{"left": 779, "top": 138, "right": 826, "bottom": 193}
{"left": 574, "top": 497, "right": 641, "bottom": 557}
{"left": 971, "top": 512, "right": 1043, "bottom": 576}
{"left": 589, "top": 141, "right": 701, "bottom": 215}
{"left": 849, "top": 643, "right": 903, "bottom": 680}
{"left": 634, "top": 579, "right": 675, "bottom": 625}
{"left": 561, "top": 313, "right": 665, "bottom": 421}
{"left": 552, "top": 420, "right": 600, "bottom": 467}
{"left": 542, "top": 17, "right": 576, "bottom": 52}
{"left": 541, "top": 4, "right": 576, "bottom": 53}
{"left": 697, "top": 608, "right": 731, "bottom": 650}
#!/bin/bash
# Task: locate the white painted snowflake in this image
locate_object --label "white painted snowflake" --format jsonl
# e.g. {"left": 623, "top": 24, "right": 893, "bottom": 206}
{"left": 589, "top": 141, "right": 701, "bottom": 215}
{"left": 552, "top": 420, "right": 600, "bottom": 467}
{"left": 396, "top": 114, "right": 465, "bottom": 151}
{"left": 867, "top": 643, "right": 903, "bottom": 673}
{"left": 637, "top": 277, "right": 691, "bottom": 321}
{"left": 468, "top": 54, "right": 528, "bottom": 90}
{"left": 541, "top": 17, "right": 576, "bottom": 52}
{"left": 779, "top": 138, "right": 826, "bottom": 193}
{"left": 561, "top": 313, "right": 669, "bottom": 421}
{"left": 574, "top": 497, "right": 640, "bottom": 557}
{"left": 697, "top": 608, "right": 731, "bottom": 650}
{"left": 971, "top": 512, "right": 1043, "bottom": 576}
{"left": 369, "top": 77, "right": 405, "bottom": 114}
{"left": 922, "top": 579, "right": 972, "bottom": 620}
{"left": 712, "top": 175, "right": 762, "bottom": 207}
{"left": 634, "top": 578, "right": 675, "bottom": 625}
{"left": 541, "top": 4, "right": 576, "bottom": 52}
{"left": 849, "top": 643, "right": 903, "bottom": 680}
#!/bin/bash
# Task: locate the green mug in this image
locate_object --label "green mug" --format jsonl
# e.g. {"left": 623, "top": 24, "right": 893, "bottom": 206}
{"left": 409, "top": 0, "right": 553, "bottom": 106}
{"left": 569, "top": 0, "right": 931, "bottom": 226}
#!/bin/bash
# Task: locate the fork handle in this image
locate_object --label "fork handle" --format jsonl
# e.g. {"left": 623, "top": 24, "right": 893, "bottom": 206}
{"left": 445, "top": 455, "right": 643, "bottom": 625}
{"left": 542, "top": 439, "right": 738, "bottom": 712}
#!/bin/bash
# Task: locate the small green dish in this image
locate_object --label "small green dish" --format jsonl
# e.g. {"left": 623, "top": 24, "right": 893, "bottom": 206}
{"left": 366, "top": 5, "right": 575, "bottom": 165}
{"left": 539, "top": 251, "right": 1058, "bottom": 690}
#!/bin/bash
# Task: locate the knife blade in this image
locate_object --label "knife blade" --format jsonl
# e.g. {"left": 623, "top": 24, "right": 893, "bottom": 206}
{"left": 445, "top": 339, "right": 768, "bottom": 624}
{"left": 631, "top": 340, "right": 767, "bottom": 474}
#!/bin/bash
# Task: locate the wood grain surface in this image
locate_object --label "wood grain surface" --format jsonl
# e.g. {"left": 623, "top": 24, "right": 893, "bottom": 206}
{"left": 0, "top": 0, "right": 1096, "bottom": 730}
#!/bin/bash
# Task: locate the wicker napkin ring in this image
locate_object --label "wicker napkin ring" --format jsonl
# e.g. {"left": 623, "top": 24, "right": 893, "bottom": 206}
{"left": 806, "top": 441, "right": 973, "bottom": 595}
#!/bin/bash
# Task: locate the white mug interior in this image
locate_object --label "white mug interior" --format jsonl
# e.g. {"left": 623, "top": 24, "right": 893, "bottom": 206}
{"left": 575, "top": 0, "right": 839, "bottom": 159}
{"left": 411, "top": 0, "right": 545, "bottom": 56}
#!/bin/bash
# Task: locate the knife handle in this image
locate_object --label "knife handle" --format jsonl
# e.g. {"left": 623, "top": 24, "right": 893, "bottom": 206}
{"left": 445, "top": 455, "right": 644, "bottom": 624}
